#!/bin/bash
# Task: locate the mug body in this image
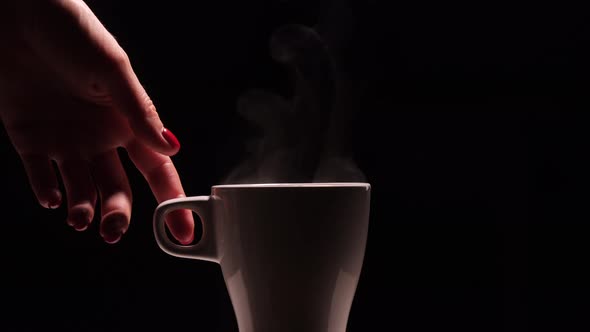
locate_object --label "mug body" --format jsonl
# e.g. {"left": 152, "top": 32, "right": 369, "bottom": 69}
{"left": 212, "top": 183, "right": 371, "bottom": 332}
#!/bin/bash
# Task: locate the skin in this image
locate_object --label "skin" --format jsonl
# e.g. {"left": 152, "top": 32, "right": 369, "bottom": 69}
{"left": 0, "top": 0, "right": 194, "bottom": 244}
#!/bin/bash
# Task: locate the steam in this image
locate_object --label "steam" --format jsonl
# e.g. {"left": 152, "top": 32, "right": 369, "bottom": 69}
{"left": 223, "top": 1, "right": 366, "bottom": 184}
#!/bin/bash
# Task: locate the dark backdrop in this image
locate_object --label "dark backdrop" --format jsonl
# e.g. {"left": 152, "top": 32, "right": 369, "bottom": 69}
{"left": 2, "top": 1, "right": 590, "bottom": 331}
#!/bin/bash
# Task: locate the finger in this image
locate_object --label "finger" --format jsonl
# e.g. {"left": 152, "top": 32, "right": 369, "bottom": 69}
{"left": 20, "top": 154, "right": 62, "bottom": 209}
{"left": 126, "top": 139, "right": 194, "bottom": 245}
{"left": 90, "top": 149, "right": 132, "bottom": 244}
{"left": 107, "top": 62, "right": 181, "bottom": 156}
{"left": 57, "top": 159, "right": 97, "bottom": 231}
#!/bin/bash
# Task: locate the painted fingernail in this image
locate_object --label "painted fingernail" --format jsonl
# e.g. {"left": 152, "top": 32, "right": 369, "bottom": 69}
{"left": 101, "top": 214, "right": 128, "bottom": 244}
{"left": 162, "top": 128, "right": 180, "bottom": 150}
{"left": 47, "top": 189, "right": 62, "bottom": 209}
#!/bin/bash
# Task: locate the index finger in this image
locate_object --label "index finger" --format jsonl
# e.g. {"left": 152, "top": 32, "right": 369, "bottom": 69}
{"left": 125, "top": 139, "right": 194, "bottom": 245}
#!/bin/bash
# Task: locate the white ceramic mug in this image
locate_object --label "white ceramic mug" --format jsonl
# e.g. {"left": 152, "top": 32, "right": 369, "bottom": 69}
{"left": 153, "top": 183, "right": 371, "bottom": 332}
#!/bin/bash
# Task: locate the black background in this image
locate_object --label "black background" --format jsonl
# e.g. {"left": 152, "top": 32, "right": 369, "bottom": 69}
{"left": 2, "top": 1, "right": 590, "bottom": 331}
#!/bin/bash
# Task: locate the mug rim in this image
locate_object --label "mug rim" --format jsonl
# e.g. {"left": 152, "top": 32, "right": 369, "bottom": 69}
{"left": 213, "top": 182, "right": 370, "bottom": 189}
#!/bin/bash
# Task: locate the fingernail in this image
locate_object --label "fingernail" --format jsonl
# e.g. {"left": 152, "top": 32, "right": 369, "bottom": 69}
{"left": 103, "top": 232, "right": 123, "bottom": 244}
{"left": 101, "top": 214, "right": 128, "bottom": 244}
{"left": 162, "top": 128, "right": 180, "bottom": 150}
{"left": 67, "top": 205, "right": 93, "bottom": 231}
{"left": 47, "top": 189, "right": 62, "bottom": 209}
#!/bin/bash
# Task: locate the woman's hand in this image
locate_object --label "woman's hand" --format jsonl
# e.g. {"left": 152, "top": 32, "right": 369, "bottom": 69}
{"left": 0, "top": 0, "right": 194, "bottom": 244}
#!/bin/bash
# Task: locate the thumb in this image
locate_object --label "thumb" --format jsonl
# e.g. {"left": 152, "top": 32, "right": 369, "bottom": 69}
{"left": 107, "top": 59, "right": 180, "bottom": 155}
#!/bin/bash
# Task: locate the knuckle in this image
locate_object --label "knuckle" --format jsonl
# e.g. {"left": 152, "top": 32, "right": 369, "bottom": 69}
{"left": 110, "top": 49, "right": 131, "bottom": 69}
{"left": 146, "top": 160, "right": 176, "bottom": 183}
{"left": 144, "top": 100, "right": 159, "bottom": 120}
{"left": 102, "top": 47, "right": 131, "bottom": 74}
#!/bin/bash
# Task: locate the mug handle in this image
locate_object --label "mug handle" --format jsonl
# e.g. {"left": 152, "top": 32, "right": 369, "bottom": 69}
{"left": 153, "top": 196, "right": 219, "bottom": 263}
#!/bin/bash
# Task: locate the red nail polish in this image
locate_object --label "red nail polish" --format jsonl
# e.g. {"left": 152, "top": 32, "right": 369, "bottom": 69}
{"left": 162, "top": 128, "right": 180, "bottom": 150}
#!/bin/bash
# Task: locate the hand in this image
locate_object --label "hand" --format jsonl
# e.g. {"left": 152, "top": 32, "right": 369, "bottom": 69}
{"left": 0, "top": 0, "right": 194, "bottom": 244}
